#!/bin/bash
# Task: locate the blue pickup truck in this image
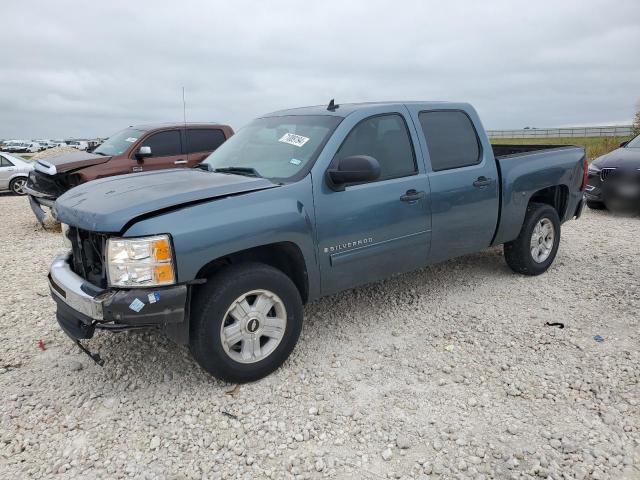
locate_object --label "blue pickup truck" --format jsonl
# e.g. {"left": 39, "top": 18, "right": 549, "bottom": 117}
{"left": 50, "top": 101, "right": 587, "bottom": 382}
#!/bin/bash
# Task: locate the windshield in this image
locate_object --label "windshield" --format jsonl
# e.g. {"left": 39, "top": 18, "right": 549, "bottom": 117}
{"left": 202, "top": 115, "right": 342, "bottom": 181}
{"left": 93, "top": 127, "right": 144, "bottom": 156}
{"left": 626, "top": 134, "right": 640, "bottom": 148}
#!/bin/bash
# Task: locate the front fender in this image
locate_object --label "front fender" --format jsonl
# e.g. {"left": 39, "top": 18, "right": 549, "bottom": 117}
{"left": 123, "top": 176, "right": 319, "bottom": 298}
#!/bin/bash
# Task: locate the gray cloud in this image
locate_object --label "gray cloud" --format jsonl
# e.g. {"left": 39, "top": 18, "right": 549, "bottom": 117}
{"left": 1, "top": 0, "right": 639, "bottom": 139}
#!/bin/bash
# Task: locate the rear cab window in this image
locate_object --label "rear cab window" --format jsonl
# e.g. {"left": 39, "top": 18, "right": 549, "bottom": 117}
{"left": 186, "top": 129, "right": 226, "bottom": 154}
{"left": 418, "top": 111, "right": 481, "bottom": 171}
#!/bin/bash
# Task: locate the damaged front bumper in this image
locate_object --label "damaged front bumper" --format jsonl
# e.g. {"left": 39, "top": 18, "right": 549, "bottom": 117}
{"left": 49, "top": 252, "right": 189, "bottom": 344}
{"left": 25, "top": 186, "right": 56, "bottom": 224}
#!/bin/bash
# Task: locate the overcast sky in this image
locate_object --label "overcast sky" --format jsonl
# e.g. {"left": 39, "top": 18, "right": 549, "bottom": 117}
{"left": 1, "top": 0, "right": 639, "bottom": 139}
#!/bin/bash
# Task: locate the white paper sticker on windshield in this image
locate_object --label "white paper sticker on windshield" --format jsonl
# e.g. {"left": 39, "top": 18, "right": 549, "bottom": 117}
{"left": 278, "top": 133, "right": 309, "bottom": 148}
{"left": 125, "top": 137, "right": 138, "bottom": 143}
{"left": 289, "top": 158, "right": 302, "bottom": 165}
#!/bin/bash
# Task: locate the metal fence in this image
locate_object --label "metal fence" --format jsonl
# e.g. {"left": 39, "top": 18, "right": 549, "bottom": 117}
{"left": 487, "top": 125, "right": 634, "bottom": 139}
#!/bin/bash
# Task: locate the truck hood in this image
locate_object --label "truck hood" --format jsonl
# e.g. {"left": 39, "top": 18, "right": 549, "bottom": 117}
{"left": 591, "top": 147, "right": 640, "bottom": 169}
{"left": 54, "top": 169, "right": 277, "bottom": 232}
{"left": 35, "top": 151, "right": 111, "bottom": 174}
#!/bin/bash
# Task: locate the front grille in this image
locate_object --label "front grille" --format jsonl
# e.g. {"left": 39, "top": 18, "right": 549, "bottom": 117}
{"left": 69, "top": 227, "right": 109, "bottom": 288}
{"left": 27, "top": 170, "right": 67, "bottom": 197}
{"left": 600, "top": 168, "right": 617, "bottom": 182}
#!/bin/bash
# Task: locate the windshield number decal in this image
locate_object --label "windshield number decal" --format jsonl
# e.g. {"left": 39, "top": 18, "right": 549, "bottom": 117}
{"left": 279, "top": 133, "right": 309, "bottom": 148}
{"left": 125, "top": 137, "right": 138, "bottom": 142}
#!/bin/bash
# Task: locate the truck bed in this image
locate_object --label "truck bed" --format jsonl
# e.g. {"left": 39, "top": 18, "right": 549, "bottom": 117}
{"left": 491, "top": 144, "right": 586, "bottom": 246}
{"left": 492, "top": 144, "right": 577, "bottom": 158}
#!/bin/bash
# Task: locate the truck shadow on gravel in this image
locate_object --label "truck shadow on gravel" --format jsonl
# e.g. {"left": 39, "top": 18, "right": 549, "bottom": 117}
{"left": 81, "top": 246, "right": 510, "bottom": 385}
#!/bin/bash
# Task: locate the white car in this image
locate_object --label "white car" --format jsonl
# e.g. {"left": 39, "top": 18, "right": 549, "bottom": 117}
{"left": 24, "top": 142, "right": 43, "bottom": 153}
{"left": 34, "top": 140, "right": 55, "bottom": 150}
{"left": 7, "top": 141, "right": 41, "bottom": 153}
{"left": 0, "top": 152, "right": 33, "bottom": 195}
{"left": 2, "top": 140, "right": 26, "bottom": 152}
{"left": 67, "top": 140, "right": 89, "bottom": 151}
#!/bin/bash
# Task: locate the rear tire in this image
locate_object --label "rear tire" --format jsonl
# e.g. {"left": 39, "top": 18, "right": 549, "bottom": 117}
{"left": 10, "top": 177, "right": 27, "bottom": 195}
{"left": 189, "top": 262, "right": 303, "bottom": 383}
{"left": 587, "top": 200, "right": 606, "bottom": 210}
{"left": 504, "top": 203, "right": 561, "bottom": 276}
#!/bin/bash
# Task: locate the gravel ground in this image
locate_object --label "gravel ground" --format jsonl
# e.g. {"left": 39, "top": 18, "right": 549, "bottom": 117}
{"left": 1, "top": 194, "right": 638, "bottom": 480}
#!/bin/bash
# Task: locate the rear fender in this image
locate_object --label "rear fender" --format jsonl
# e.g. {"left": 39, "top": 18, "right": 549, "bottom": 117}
{"left": 493, "top": 147, "right": 585, "bottom": 245}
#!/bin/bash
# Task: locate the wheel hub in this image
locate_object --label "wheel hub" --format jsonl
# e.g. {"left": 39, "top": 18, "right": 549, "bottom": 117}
{"left": 530, "top": 218, "right": 555, "bottom": 263}
{"left": 220, "top": 289, "right": 287, "bottom": 364}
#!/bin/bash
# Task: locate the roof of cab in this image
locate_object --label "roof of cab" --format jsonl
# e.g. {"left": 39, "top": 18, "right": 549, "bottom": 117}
{"left": 130, "top": 122, "right": 231, "bottom": 131}
{"left": 263, "top": 101, "right": 464, "bottom": 118}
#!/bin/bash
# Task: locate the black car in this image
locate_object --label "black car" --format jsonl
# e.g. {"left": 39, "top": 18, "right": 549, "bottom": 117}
{"left": 586, "top": 134, "right": 640, "bottom": 211}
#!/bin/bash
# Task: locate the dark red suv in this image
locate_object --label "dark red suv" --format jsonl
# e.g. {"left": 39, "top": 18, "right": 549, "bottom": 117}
{"left": 26, "top": 122, "right": 233, "bottom": 223}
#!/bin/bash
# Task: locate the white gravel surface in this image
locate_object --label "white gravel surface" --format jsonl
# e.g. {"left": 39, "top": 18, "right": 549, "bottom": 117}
{"left": 1, "top": 194, "right": 639, "bottom": 479}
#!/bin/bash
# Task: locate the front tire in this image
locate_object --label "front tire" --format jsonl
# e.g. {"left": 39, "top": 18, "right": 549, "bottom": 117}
{"left": 504, "top": 203, "right": 561, "bottom": 276}
{"left": 10, "top": 177, "right": 27, "bottom": 195}
{"left": 189, "top": 262, "right": 303, "bottom": 383}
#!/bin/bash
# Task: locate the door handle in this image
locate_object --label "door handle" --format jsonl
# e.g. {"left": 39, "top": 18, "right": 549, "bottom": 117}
{"left": 400, "top": 189, "right": 426, "bottom": 202}
{"left": 473, "top": 176, "right": 492, "bottom": 187}
{"left": 174, "top": 160, "right": 187, "bottom": 165}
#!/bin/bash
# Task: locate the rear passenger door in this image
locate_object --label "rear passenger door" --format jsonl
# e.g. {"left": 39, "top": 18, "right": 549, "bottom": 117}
{"left": 185, "top": 128, "right": 227, "bottom": 166}
{"left": 0, "top": 156, "right": 15, "bottom": 189}
{"left": 407, "top": 108, "right": 499, "bottom": 263}
{"left": 133, "top": 129, "right": 184, "bottom": 172}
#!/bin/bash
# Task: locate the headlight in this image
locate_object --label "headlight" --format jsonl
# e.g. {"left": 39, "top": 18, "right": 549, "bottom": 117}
{"left": 107, "top": 235, "right": 175, "bottom": 287}
{"left": 61, "top": 223, "right": 72, "bottom": 248}
{"left": 588, "top": 164, "right": 601, "bottom": 175}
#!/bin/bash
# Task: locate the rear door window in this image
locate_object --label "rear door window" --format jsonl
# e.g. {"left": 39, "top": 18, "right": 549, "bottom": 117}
{"left": 186, "top": 129, "right": 226, "bottom": 154}
{"left": 141, "top": 130, "right": 182, "bottom": 157}
{"left": 1, "top": 156, "right": 14, "bottom": 167}
{"left": 418, "top": 111, "right": 481, "bottom": 171}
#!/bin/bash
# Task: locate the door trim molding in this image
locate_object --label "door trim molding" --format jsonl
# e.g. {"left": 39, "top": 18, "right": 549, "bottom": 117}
{"left": 329, "top": 230, "right": 430, "bottom": 266}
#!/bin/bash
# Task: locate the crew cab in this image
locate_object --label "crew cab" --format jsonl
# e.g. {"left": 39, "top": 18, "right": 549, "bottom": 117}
{"left": 49, "top": 101, "right": 587, "bottom": 383}
{"left": 25, "top": 122, "right": 233, "bottom": 224}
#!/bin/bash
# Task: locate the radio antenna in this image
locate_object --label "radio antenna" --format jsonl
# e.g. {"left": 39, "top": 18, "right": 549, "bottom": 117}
{"left": 182, "top": 86, "right": 188, "bottom": 159}
{"left": 182, "top": 87, "right": 187, "bottom": 127}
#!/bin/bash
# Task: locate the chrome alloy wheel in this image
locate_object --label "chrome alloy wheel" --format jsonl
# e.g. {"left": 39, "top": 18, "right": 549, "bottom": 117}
{"left": 11, "top": 177, "right": 27, "bottom": 195}
{"left": 530, "top": 218, "right": 555, "bottom": 263}
{"left": 220, "top": 289, "right": 287, "bottom": 364}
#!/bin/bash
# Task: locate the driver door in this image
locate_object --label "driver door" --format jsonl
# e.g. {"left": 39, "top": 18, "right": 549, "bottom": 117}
{"left": 132, "top": 129, "right": 185, "bottom": 172}
{"left": 313, "top": 112, "right": 431, "bottom": 295}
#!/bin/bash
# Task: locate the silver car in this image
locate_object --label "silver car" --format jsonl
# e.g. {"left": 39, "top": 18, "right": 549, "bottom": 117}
{"left": 0, "top": 152, "right": 33, "bottom": 195}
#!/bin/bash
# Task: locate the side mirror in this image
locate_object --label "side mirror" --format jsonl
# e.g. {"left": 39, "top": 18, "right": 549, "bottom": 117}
{"left": 619, "top": 141, "right": 629, "bottom": 148}
{"left": 326, "top": 155, "right": 381, "bottom": 191}
{"left": 195, "top": 163, "right": 211, "bottom": 171}
{"left": 136, "top": 145, "right": 152, "bottom": 160}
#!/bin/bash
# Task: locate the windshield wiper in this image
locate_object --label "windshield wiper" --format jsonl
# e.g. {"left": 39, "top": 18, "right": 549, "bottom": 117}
{"left": 213, "top": 167, "right": 262, "bottom": 178}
